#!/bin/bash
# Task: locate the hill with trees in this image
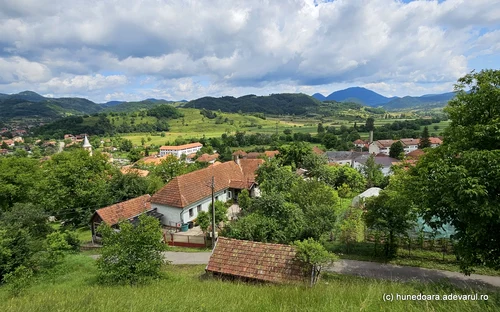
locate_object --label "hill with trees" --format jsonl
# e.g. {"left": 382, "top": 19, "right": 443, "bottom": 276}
{"left": 0, "top": 91, "right": 102, "bottom": 121}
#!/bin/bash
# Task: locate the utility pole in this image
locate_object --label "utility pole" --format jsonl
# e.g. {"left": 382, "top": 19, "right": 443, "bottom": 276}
{"left": 211, "top": 175, "right": 216, "bottom": 249}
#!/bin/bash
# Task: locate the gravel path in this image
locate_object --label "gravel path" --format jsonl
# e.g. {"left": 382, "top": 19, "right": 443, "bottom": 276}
{"left": 162, "top": 252, "right": 500, "bottom": 289}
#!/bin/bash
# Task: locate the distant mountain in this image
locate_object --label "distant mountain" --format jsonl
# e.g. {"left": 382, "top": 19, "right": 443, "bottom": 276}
{"left": 102, "top": 100, "right": 125, "bottom": 107}
{"left": 0, "top": 91, "right": 102, "bottom": 120}
{"left": 184, "top": 93, "right": 322, "bottom": 115}
{"left": 324, "top": 87, "right": 392, "bottom": 106}
{"left": 312, "top": 93, "right": 326, "bottom": 101}
{"left": 382, "top": 92, "right": 456, "bottom": 110}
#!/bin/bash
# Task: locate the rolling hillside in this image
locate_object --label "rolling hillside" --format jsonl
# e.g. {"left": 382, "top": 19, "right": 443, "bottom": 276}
{"left": 0, "top": 91, "right": 102, "bottom": 120}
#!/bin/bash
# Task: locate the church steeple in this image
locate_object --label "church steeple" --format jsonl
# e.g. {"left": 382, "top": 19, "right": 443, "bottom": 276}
{"left": 83, "top": 135, "right": 92, "bottom": 156}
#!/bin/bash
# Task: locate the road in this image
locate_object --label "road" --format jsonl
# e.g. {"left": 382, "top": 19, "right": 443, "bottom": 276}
{"left": 162, "top": 252, "right": 500, "bottom": 289}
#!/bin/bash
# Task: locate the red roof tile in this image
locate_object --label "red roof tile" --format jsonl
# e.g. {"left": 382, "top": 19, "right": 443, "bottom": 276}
{"left": 95, "top": 194, "right": 152, "bottom": 225}
{"left": 407, "top": 149, "right": 425, "bottom": 159}
{"left": 120, "top": 166, "right": 150, "bottom": 177}
{"left": 429, "top": 137, "right": 442, "bottom": 144}
{"left": 232, "top": 150, "right": 247, "bottom": 156}
{"left": 197, "top": 153, "right": 219, "bottom": 162}
{"left": 400, "top": 138, "right": 420, "bottom": 146}
{"left": 264, "top": 150, "right": 279, "bottom": 158}
{"left": 151, "top": 159, "right": 263, "bottom": 208}
{"left": 312, "top": 146, "right": 324, "bottom": 155}
{"left": 206, "top": 237, "right": 307, "bottom": 283}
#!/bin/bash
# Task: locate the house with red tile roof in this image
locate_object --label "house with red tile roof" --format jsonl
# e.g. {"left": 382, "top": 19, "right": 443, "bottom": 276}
{"left": 120, "top": 165, "right": 150, "bottom": 177}
{"left": 151, "top": 158, "right": 264, "bottom": 228}
{"left": 429, "top": 137, "right": 443, "bottom": 148}
{"left": 90, "top": 194, "right": 163, "bottom": 241}
{"left": 206, "top": 237, "right": 307, "bottom": 284}
{"left": 196, "top": 153, "right": 219, "bottom": 163}
{"left": 369, "top": 137, "right": 441, "bottom": 156}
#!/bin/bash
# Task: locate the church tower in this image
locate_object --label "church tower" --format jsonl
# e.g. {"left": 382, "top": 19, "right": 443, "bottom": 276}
{"left": 82, "top": 135, "right": 92, "bottom": 156}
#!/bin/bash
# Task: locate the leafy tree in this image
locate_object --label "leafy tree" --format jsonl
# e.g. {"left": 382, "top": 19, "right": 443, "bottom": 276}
{"left": 256, "top": 158, "right": 300, "bottom": 195}
{"left": 419, "top": 126, "right": 431, "bottom": 148}
{"left": 277, "top": 142, "right": 312, "bottom": 168}
{"left": 150, "top": 155, "right": 188, "bottom": 184}
{"left": 120, "top": 139, "right": 133, "bottom": 152}
{"left": 337, "top": 208, "right": 365, "bottom": 254}
{"left": 293, "top": 238, "right": 337, "bottom": 286}
{"left": 364, "top": 190, "right": 416, "bottom": 258}
{"left": 406, "top": 69, "right": 500, "bottom": 274}
{"left": 109, "top": 172, "right": 150, "bottom": 203}
{"left": 322, "top": 133, "right": 338, "bottom": 150}
{"left": 361, "top": 154, "right": 384, "bottom": 188}
{"left": 317, "top": 122, "right": 325, "bottom": 134}
{"left": 301, "top": 152, "right": 327, "bottom": 176}
{"left": 208, "top": 201, "right": 229, "bottom": 229}
{"left": 316, "top": 165, "right": 366, "bottom": 193}
{"left": 389, "top": 141, "right": 404, "bottom": 159}
{"left": 365, "top": 117, "right": 375, "bottom": 132}
{"left": 196, "top": 211, "right": 210, "bottom": 233}
{"left": 0, "top": 203, "right": 52, "bottom": 239}
{"left": 0, "top": 157, "right": 41, "bottom": 211}
{"left": 237, "top": 189, "right": 252, "bottom": 212}
{"left": 97, "top": 214, "right": 165, "bottom": 284}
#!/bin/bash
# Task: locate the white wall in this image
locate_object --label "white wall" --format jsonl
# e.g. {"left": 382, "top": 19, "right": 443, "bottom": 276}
{"left": 152, "top": 188, "right": 231, "bottom": 226}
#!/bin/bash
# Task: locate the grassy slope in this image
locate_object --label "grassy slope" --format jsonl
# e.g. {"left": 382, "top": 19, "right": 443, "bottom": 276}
{"left": 1, "top": 254, "right": 498, "bottom": 312}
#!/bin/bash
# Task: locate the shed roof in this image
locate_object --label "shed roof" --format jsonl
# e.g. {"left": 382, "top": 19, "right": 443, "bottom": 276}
{"left": 206, "top": 237, "right": 307, "bottom": 283}
{"left": 94, "top": 194, "right": 152, "bottom": 225}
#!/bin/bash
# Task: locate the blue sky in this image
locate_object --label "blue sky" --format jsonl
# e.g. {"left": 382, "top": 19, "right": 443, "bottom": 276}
{"left": 0, "top": 0, "right": 499, "bottom": 102}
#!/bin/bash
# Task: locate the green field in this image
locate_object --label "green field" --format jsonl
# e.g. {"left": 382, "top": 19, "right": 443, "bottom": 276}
{"left": 1, "top": 254, "right": 498, "bottom": 312}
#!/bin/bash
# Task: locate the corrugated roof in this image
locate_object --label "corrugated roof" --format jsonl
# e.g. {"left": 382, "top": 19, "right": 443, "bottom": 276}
{"left": 95, "top": 194, "right": 152, "bottom": 225}
{"left": 206, "top": 237, "right": 307, "bottom": 283}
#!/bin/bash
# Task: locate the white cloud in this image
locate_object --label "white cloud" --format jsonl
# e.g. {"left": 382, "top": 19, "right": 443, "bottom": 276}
{"left": 0, "top": 0, "right": 498, "bottom": 101}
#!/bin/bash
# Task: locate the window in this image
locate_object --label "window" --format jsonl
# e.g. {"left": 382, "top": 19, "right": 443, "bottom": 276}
{"left": 228, "top": 191, "right": 232, "bottom": 199}
{"left": 215, "top": 196, "right": 219, "bottom": 201}
{"left": 224, "top": 190, "right": 227, "bottom": 194}
{"left": 189, "top": 208, "right": 194, "bottom": 217}
{"left": 197, "top": 205, "right": 202, "bottom": 213}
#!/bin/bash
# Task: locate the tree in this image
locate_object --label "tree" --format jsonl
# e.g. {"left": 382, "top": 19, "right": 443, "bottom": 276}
{"left": 406, "top": 69, "right": 500, "bottom": 274}
{"left": 237, "top": 189, "right": 252, "bottom": 212}
{"left": 364, "top": 190, "right": 416, "bottom": 258}
{"left": 96, "top": 214, "right": 165, "bottom": 284}
{"left": 208, "top": 201, "right": 229, "bottom": 230}
{"left": 322, "top": 133, "right": 338, "bottom": 150}
{"left": 120, "top": 139, "right": 133, "bottom": 152}
{"left": 419, "top": 126, "right": 431, "bottom": 148}
{"left": 293, "top": 238, "right": 337, "bottom": 286}
{"left": 317, "top": 123, "right": 325, "bottom": 134}
{"left": 389, "top": 141, "right": 404, "bottom": 159}
{"left": 361, "top": 154, "right": 384, "bottom": 188}
{"left": 196, "top": 211, "right": 210, "bottom": 233}
{"left": 127, "top": 149, "right": 142, "bottom": 163}
{"left": 338, "top": 208, "right": 365, "bottom": 254}
{"left": 301, "top": 152, "right": 327, "bottom": 176}
{"left": 277, "top": 142, "right": 312, "bottom": 168}
{"left": 365, "top": 117, "right": 375, "bottom": 132}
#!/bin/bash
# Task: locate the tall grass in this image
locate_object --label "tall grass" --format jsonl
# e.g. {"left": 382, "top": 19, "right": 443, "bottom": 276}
{"left": 1, "top": 254, "right": 498, "bottom": 312}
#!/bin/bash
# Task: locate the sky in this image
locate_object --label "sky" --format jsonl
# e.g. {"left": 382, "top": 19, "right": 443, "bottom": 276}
{"left": 0, "top": 0, "right": 499, "bottom": 103}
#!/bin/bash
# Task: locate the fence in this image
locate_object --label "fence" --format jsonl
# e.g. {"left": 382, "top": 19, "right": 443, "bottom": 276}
{"left": 163, "top": 233, "right": 209, "bottom": 248}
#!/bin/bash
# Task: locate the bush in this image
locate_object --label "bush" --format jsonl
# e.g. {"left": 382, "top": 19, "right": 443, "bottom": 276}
{"left": 3, "top": 265, "right": 33, "bottom": 297}
{"left": 96, "top": 215, "right": 166, "bottom": 284}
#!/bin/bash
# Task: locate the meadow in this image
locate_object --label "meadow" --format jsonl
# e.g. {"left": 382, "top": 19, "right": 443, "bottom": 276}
{"left": 0, "top": 254, "right": 498, "bottom": 312}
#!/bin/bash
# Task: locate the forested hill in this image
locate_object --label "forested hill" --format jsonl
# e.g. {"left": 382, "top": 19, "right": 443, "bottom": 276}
{"left": 183, "top": 93, "right": 322, "bottom": 115}
{"left": 0, "top": 91, "right": 102, "bottom": 120}
{"left": 103, "top": 99, "right": 178, "bottom": 113}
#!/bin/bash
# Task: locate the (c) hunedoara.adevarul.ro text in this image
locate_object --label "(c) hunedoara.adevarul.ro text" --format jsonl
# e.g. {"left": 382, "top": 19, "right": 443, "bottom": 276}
{"left": 383, "top": 293, "right": 489, "bottom": 302}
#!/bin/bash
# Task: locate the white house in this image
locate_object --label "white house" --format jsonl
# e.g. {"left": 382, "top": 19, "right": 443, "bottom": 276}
{"left": 353, "top": 154, "right": 399, "bottom": 176}
{"left": 150, "top": 157, "right": 264, "bottom": 227}
{"left": 400, "top": 138, "right": 420, "bottom": 154}
{"left": 159, "top": 142, "right": 203, "bottom": 158}
{"left": 325, "top": 151, "right": 368, "bottom": 167}
{"left": 368, "top": 140, "right": 395, "bottom": 156}
{"left": 429, "top": 137, "right": 443, "bottom": 148}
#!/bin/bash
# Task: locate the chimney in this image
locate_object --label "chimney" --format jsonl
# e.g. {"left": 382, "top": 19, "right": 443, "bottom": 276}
{"left": 369, "top": 130, "right": 374, "bottom": 144}
{"left": 233, "top": 154, "right": 240, "bottom": 165}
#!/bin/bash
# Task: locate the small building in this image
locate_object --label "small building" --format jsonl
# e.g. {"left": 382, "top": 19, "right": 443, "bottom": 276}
{"left": 196, "top": 153, "right": 219, "bottom": 164}
{"left": 369, "top": 140, "right": 395, "bottom": 156}
{"left": 159, "top": 142, "right": 202, "bottom": 158}
{"left": 429, "top": 137, "right": 443, "bottom": 148}
{"left": 90, "top": 194, "right": 162, "bottom": 242}
{"left": 120, "top": 165, "right": 150, "bottom": 177}
{"left": 352, "top": 187, "right": 382, "bottom": 207}
{"left": 400, "top": 138, "right": 420, "bottom": 154}
{"left": 206, "top": 237, "right": 307, "bottom": 284}
{"left": 325, "top": 151, "right": 368, "bottom": 167}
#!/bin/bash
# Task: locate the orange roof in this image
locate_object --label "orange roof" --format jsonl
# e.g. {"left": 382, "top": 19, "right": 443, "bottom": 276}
{"left": 151, "top": 159, "right": 264, "bottom": 208}
{"left": 407, "top": 149, "right": 425, "bottom": 159}
{"left": 400, "top": 138, "right": 420, "bottom": 146}
{"left": 264, "top": 150, "right": 279, "bottom": 158}
{"left": 196, "top": 153, "right": 219, "bottom": 162}
{"left": 312, "top": 146, "right": 324, "bottom": 155}
{"left": 246, "top": 152, "right": 262, "bottom": 159}
{"left": 354, "top": 139, "right": 365, "bottom": 144}
{"left": 232, "top": 150, "right": 247, "bottom": 156}
{"left": 206, "top": 237, "right": 307, "bottom": 283}
{"left": 120, "top": 166, "right": 150, "bottom": 177}
{"left": 429, "top": 137, "right": 442, "bottom": 144}
{"left": 140, "top": 155, "right": 169, "bottom": 165}
{"left": 95, "top": 195, "right": 152, "bottom": 225}
{"left": 374, "top": 140, "right": 396, "bottom": 148}
{"left": 160, "top": 142, "right": 202, "bottom": 150}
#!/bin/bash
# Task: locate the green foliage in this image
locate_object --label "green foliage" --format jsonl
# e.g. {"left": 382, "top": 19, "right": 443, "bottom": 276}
{"left": 293, "top": 238, "right": 337, "bottom": 286}
{"left": 360, "top": 154, "right": 385, "bottom": 188}
{"left": 389, "top": 141, "right": 404, "bottom": 159}
{"left": 365, "top": 117, "right": 375, "bottom": 131}
{"left": 196, "top": 211, "right": 210, "bottom": 233}
{"left": 96, "top": 214, "right": 165, "bottom": 284}
{"left": 337, "top": 208, "right": 365, "bottom": 253}
{"left": 0, "top": 157, "right": 41, "bottom": 211}
{"left": 147, "top": 104, "right": 183, "bottom": 119}
{"left": 3, "top": 265, "right": 33, "bottom": 297}
{"left": 277, "top": 141, "right": 312, "bottom": 168}
{"left": 0, "top": 203, "right": 52, "bottom": 238}
{"left": 256, "top": 158, "right": 300, "bottom": 194}
{"left": 237, "top": 189, "right": 252, "bottom": 211}
{"left": 301, "top": 152, "right": 328, "bottom": 175}
{"left": 419, "top": 126, "right": 431, "bottom": 148}
{"left": 208, "top": 201, "right": 229, "bottom": 228}
{"left": 364, "top": 190, "right": 417, "bottom": 259}
{"left": 120, "top": 139, "right": 133, "bottom": 152}
{"left": 149, "top": 155, "right": 202, "bottom": 184}
{"left": 316, "top": 165, "right": 366, "bottom": 193}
